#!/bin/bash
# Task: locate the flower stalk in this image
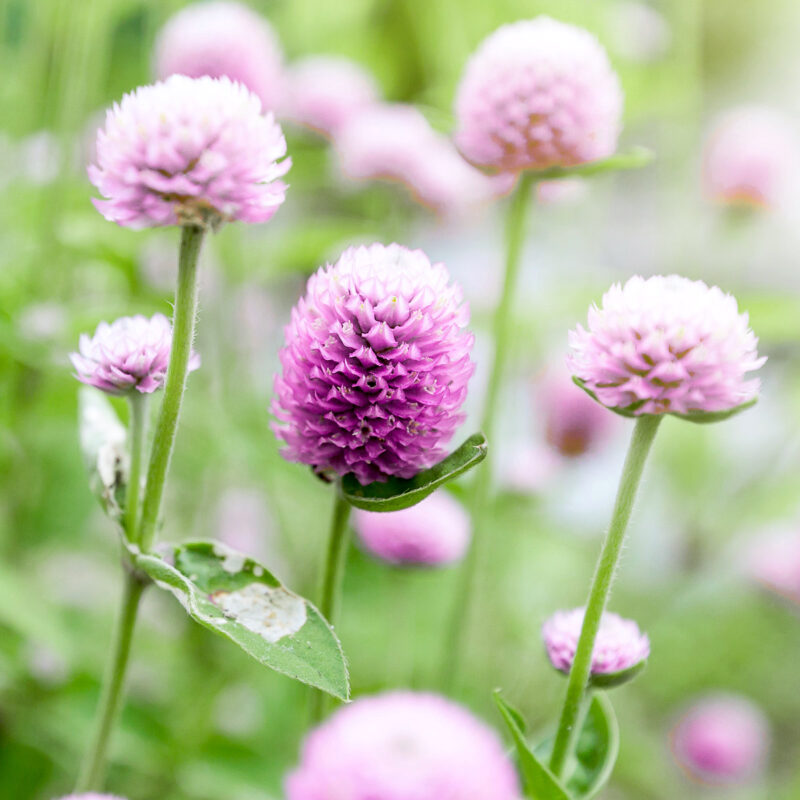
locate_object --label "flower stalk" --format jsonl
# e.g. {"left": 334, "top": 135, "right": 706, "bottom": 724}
{"left": 124, "top": 392, "right": 148, "bottom": 539}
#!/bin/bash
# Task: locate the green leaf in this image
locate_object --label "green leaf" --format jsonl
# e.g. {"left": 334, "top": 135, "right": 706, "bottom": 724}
{"left": 493, "top": 691, "right": 571, "bottom": 800}
{"left": 129, "top": 540, "right": 349, "bottom": 700}
{"left": 572, "top": 377, "right": 758, "bottom": 424}
{"left": 566, "top": 694, "right": 620, "bottom": 799}
{"left": 532, "top": 147, "right": 654, "bottom": 181}
{"left": 340, "top": 433, "right": 488, "bottom": 512}
{"left": 588, "top": 659, "right": 648, "bottom": 689}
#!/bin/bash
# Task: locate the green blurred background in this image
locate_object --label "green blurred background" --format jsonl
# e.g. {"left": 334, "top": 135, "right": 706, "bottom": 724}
{"left": 2, "top": 0, "right": 800, "bottom": 798}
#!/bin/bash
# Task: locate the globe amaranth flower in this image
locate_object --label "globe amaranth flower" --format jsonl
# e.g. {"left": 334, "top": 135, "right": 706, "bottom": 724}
{"left": 745, "top": 527, "right": 800, "bottom": 605}
{"left": 282, "top": 56, "right": 380, "bottom": 137}
{"left": 568, "top": 275, "right": 765, "bottom": 417}
{"left": 89, "top": 75, "right": 290, "bottom": 229}
{"left": 154, "top": 1, "right": 283, "bottom": 111}
{"left": 272, "top": 243, "right": 474, "bottom": 485}
{"left": 71, "top": 313, "right": 200, "bottom": 395}
{"left": 454, "top": 17, "right": 623, "bottom": 173}
{"left": 353, "top": 490, "right": 470, "bottom": 566}
{"left": 542, "top": 607, "right": 649, "bottom": 683}
{"left": 671, "top": 695, "right": 770, "bottom": 784}
{"left": 285, "top": 691, "right": 521, "bottom": 800}
{"left": 703, "top": 107, "right": 797, "bottom": 209}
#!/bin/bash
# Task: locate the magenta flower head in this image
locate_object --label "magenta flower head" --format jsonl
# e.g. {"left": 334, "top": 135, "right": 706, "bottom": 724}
{"left": 282, "top": 56, "right": 380, "bottom": 138}
{"left": 454, "top": 17, "right": 623, "bottom": 173}
{"left": 671, "top": 695, "right": 770, "bottom": 784}
{"left": 353, "top": 490, "right": 471, "bottom": 566}
{"left": 746, "top": 527, "right": 800, "bottom": 605}
{"left": 154, "top": 1, "right": 283, "bottom": 111}
{"left": 71, "top": 313, "right": 199, "bottom": 396}
{"left": 704, "top": 107, "right": 797, "bottom": 210}
{"left": 542, "top": 607, "right": 649, "bottom": 687}
{"left": 568, "top": 275, "right": 765, "bottom": 418}
{"left": 89, "top": 75, "right": 290, "bottom": 230}
{"left": 272, "top": 243, "right": 474, "bottom": 485}
{"left": 286, "top": 690, "right": 521, "bottom": 800}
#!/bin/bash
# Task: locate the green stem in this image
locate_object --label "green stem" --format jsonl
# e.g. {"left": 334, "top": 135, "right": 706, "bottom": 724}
{"left": 137, "top": 225, "right": 205, "bottom": 552}
{"left": 309, "top": 491, "right": 351, "bottom": 725}
{"left": 124, "top": 393, "right": 148, "bottom": 540}
{"left": 74, "top": 572, "right": 145, "bottom": 791}
{"left": 549, "top": 415, "right": 662, "bottom": 778}
{"left": 439, "top": 172, "right": 535, "bottom": 688}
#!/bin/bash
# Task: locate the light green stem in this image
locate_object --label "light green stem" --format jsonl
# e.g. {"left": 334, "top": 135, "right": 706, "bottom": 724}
{"left": 74, "top": 573, "right": 145, "bottom": 791}
{"left": 124, "top": 393, "right": 148, "bottom": 540}
{"left": 309, "top": 491, "right": 351, "bottom": 725}
{"left": 440, "top": 172, "right": 535, "bottom": 687}
{"left": 549, "top": 415, "right": 662, "bottom": 778}
{"left": 137, "top": 224, "right": 205, "bottom": 552}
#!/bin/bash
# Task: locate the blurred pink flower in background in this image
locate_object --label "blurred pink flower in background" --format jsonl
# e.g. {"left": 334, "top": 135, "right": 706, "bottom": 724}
{"left": 282, "top": 55, "right": 380, "bottom": 137}
{"left": 568, "top": 275, "right": 765, "bottom": 416}
{"left": 671, "top": 695, "right": 770, "bottom": 784}
{"left": 454, "top": 17, "right": 623, "bottom": 173}
{"left": 745, "top": 527, "right": 800, "bottom": 604}
{"left": 286, "top": 690, "right": 521, "bottom": 800}
{"left": 542, "top": 607, "right": 650, "bottom": 676}
{"left": 71, "top": 313, "right": 200, "bottom": 395}
{"left": 89, "top": 75, "right": 290, "bottom": 229}
{"left": 272, "top": 243, "right": 474, "bottom": 485}
{"left": 353, "top": 490, "right": 470, "bottom": 566}
{"left": 154, "top": 1, "right": 284, "bottom": 111}
{"left": 214, "top": 487, "right": 282, "bottom": 570}
{"left": 703, "top": 107, "right": 798, "bottom": 210}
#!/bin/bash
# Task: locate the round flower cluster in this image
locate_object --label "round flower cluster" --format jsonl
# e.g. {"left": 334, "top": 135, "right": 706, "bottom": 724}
{"left": 568, "top": 275, "right": 765, "bottom": 416}
{"left": 272, "top": 243, "right": 474, "bottom": 485}
{"left": 286, "top": 691, "right": 521, "bottom": 800}
{"left": 154, "top": 1, "right": 283, "bottom": 111}
{"left": 542, "top": 607, "right": 650, "bottom": 678}
{"left": 353, "top": 491, "right": 471, "bottom": 566}
{"left": 71, "top": 313, "right": 199, "bottom": 396}
{"left": 283, "top": 56, "right": 380, "bottom": 137}
{"left": 89, "top": 75, "right": 290, "bottom": 229}
{"left": 454, "top": 17, "right": 623, "bottom": 173}
{"left": 671, "top": 695, "right": 770, "bottom": 784}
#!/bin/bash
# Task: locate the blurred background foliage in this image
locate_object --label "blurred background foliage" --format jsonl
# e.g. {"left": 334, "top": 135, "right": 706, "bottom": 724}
{"left": 2, "top": 0, "right": 800, "bottom": 798}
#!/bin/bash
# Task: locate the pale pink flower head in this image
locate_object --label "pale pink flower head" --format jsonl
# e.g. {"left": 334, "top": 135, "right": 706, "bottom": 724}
{"left": 353, "top": 491, "right": 471, "bottom": 566}
{"left": 454, "top": 17, "right": 623, "bottom": 173}
{"left": 671, "top": 695, "right": 770, "bottom": 784}
{"left": 568, "top": 275, "right": 765, "bottom": 417}
{"left": 704, "top": 106, "right": 797, "bottom": 209}
{"left": 154, "top": 1, "right": 283, "bottom": 111}
{"left": 746, "top": 527, "right": 800, "bottom": 605}
{"left": 71, "top": 313, "right": 200, "bottom": 396}
{"left": 285, "top": 690, "right": 521, "bottom": 800}
{"left": 89, "top": 75, "right": 290, "bottom": 229}
{"left": 282, "top": 56, "right": 380, "bottom": 138}
{"left": 272, "top": 243, "right": 474, "bottom": 485}
{"left": 542, "top": 607, "right": 649, "bottom": 686}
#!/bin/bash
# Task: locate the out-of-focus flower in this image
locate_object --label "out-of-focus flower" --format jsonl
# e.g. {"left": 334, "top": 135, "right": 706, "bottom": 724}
{"left": 454, "top": 17, "right": 623, "bottom": 173}
{"left": 71, "top": 313, "right": 200, "bottom": 395}
{"left": 536, "top": 178, "right": 587, "bottom": 206}
{"left": 215, "top": 487, "right": 280, "bottom": 568}
{"left": 285, "top": 690, "right": 521, "bottom": 800}
{"left": 568, "top": 275, "right": 765, "bottom": 416}
{"left": 500, "top": 444, "right": 561, "bottom": 494}
{"left": 606, "top": 1, "right": 671, "bottom": 63}
{"left": 353, "top": 490, "right": 470, "bottom": 566}
{"left": 282, "top": 55, "right": 380, "bottom": 137}
{"left": 703, "top": 107, "right": 797, "bottom": 209}
{"left": 542, "top": 607, "right": 649, "bottom": 681}
{"left": 154, "top": 1, "right": 283, "bottom": 111}
{"left": 272, "top": 243, "right": 474, "bottom": 485}
{"left": 671, "top": 695, "right": 770, "bottom": 784}
{"left": 89, "top": 75, "right": 290, "bottom": 229}
{"left": 537, "top": 367, "right": 612, "bottom": 457}
{"left": 746, "top": 527, "right": 800, "bottom": 604}
{"left": 335, "top": 103, "right": 508, "bottom": 216}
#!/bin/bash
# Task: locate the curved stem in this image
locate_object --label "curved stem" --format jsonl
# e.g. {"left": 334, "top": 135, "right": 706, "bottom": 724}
{"left": 309, "top": 491, "right": 351, "bottom": 725}
{"left": 74, "top": 573, "right": 145, "bottom": 791}
{"left": 549, "top": 415, "right": 662, "bottom": 778}
{"left": 439, "top": 173, "right": 535, "bottom": 688}
{"left": 137, "top": 224, "right": 204, "bottom": 552}
{"left": 124, "top": 393, "right": 148, "bottom": 540}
